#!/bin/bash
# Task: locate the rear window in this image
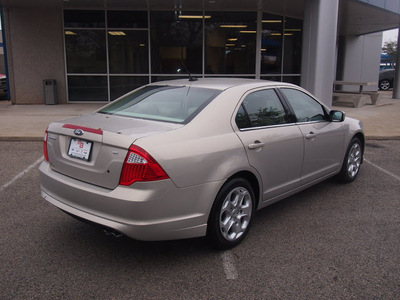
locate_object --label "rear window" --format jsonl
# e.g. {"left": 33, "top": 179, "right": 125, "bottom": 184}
{"left": 99, "top": 85, "right": 221, "bottom": 123}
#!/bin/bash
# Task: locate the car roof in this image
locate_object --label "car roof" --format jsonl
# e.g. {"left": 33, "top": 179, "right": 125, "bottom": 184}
{"left": 147, "top": 78, "right": 296, "bottom": 91}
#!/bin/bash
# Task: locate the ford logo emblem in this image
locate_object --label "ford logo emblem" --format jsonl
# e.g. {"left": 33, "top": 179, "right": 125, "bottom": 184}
{"left": 74, "top": 129, "right": 84, "bottom": 136}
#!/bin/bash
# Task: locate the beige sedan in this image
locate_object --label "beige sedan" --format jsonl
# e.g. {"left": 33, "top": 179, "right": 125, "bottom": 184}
{"left": 39, "top": 78, "right": 364, "bottom": 249}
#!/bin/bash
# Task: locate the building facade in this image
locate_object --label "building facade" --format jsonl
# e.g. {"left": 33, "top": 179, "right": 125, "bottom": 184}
{"left": 1, "top": 0, "right": 400, "bottom": 106}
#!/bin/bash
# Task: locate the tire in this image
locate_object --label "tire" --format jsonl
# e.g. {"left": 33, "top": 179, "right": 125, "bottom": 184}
{"left": 207, "top": 178, "right": 255, "bottom": 250}
{"left": 379, "top": 79, "right": 391, "bottom": 91}
{"left": 337, "top": 137, "right": 363, "bottom": 183}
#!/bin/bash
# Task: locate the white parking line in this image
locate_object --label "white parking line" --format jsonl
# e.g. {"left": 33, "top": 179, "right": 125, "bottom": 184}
{"left": 364, "top": 158, "right": 400, "bottom": 182}
{"left": 0, "top": 157, "right": 44, "bottom": 193}
{"left": 221, "top": 251, "right": 238, "bottom": 280}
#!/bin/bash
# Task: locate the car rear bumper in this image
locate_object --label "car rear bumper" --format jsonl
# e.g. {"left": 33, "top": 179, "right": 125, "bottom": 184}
{"left": 39, "top": 161, "right": 222, "bottom": 241}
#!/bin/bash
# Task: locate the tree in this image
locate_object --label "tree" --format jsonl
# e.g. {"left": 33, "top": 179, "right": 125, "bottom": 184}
{"left": 382, "top": 40, "right": 397, "bottom": 64}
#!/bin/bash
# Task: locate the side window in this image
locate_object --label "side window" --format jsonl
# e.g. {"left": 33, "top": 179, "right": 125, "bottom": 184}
{"left": 280, "top": 88, "right": 326, "bottom": 122}
{"left": 235, "top": 105, "right": 252, "bottom": 129}
{"left": 235, "top": 89, "right": 287, "bottom": 129}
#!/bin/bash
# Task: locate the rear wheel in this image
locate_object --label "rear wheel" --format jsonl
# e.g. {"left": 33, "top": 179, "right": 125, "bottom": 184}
{"left": 207, "top": 178, "right": 255, "bottom": 249}
{"left": 379, "top": 79, "right": 391, "bottom": 91}
{"left": 337, "top": 137, "right": 362, "bottom": 183}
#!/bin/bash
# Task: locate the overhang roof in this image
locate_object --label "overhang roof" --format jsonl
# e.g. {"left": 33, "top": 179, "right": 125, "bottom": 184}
{"left": 0, "top": 0, "right": 399, "bottom": 36}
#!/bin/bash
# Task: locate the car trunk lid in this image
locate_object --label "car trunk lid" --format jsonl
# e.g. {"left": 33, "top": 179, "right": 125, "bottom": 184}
{"left": 46, "top": 113, "right": 182, "bottom": 189}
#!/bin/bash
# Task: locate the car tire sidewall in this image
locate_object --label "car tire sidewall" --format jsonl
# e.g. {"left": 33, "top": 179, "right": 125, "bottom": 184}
{"left": 337, "top": 137, "right": 362, "bottom": 183}
{"left": 207, "top": 178, "right": 255, "bottom": 250}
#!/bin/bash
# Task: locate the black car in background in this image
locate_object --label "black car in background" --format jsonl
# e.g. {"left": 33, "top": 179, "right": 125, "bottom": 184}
{"left": 379, "top": 69, "right": 395, "bottom": 90}
{"left": 0, "top": 74, "right": 7, "bottom": 99}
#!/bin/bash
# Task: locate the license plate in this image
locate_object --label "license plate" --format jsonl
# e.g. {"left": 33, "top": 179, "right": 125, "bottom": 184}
{"left": 68, "top": 138, "right": 92, "bottom": 161}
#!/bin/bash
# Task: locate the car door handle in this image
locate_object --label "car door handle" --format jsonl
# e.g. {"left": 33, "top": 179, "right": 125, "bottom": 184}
{"left": 305, "top": 131, "right": 316, "bottom": 139}
{"left": 248, "top": 141, "right": 265, "bottom": 149}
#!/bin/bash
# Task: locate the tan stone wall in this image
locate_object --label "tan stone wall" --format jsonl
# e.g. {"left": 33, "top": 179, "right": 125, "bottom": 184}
{"left": 4, "top": 5, "right": 66, "bottom": 104}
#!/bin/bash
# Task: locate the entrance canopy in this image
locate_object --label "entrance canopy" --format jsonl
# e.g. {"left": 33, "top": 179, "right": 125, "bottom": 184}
{"left": 1, "top": 0, "right": 399, "bottom": 36}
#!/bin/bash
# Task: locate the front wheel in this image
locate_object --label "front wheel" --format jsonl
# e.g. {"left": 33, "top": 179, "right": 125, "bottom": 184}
{"left": 207, "top": 178, "right": 255, "bottom": 250}
{"left": 379, "top": 79, "right": 391, "bottom": 91}
{"left": 337, "top": 137, "right": 363, "bottom": 183}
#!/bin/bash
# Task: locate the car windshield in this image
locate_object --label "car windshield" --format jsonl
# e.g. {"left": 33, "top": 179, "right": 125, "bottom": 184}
{"left": 99, "top": 85, "right": 221, "bottom": 123}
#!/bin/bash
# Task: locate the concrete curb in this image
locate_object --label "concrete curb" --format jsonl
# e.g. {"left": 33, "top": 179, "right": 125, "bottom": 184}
{"left": 0, "top": 137, "right": 43, "bottom": 141}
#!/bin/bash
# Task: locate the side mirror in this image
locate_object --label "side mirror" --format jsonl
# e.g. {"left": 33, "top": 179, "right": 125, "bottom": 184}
{"left": 330, "top": 110, "right": 345, "bottom": 122}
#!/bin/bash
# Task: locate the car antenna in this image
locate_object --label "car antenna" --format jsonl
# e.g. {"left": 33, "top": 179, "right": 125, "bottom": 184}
{"left": 180, "top": 47, "right": 198, "bottom": 82}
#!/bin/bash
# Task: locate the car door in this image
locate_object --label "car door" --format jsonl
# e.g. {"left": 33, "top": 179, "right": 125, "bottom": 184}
{"left": 279, "top": 88, "right": 346, "bottom": 184}
{"left": 234, "top": 88, "right": 304, "bottom": 201}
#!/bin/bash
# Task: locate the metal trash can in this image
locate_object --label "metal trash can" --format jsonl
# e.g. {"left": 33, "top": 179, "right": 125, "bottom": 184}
{"left": 43, "top": 79, "right": 57, "bottom": 105}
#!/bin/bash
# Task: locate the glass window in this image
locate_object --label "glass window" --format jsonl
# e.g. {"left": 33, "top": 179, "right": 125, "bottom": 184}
{"left": 108, "top": 30, "right": 149, "bottom": 74}
{"left": 205, "top": 12, "right": 256, "bottom": 74}
{"left": 151, "top": 76, "right": 189, "bottom": 82}
{"left": 64, "top": 10, "right": 105, "bottom": 28}
{"left": 261, "top": 76, "right": 281, "bottom": 82}
{"left": 107, "top": 10, "right": 148, "bottom": 28}
{"left": 68, "top": 76, "right": 108, "bottom": 102}
{"left": 283, "top": 18, "right": 302, "bottom": 74}
{"left": 236, "top": 89, "right": 287, "bottom": 129}
{"left": 283, "top": 76, "right": 300, "bottom": 85}
{"left": 280, "top": 88, "right": 326, "bottom": 122}
{"left": 235, "top": 105, "right": 252, "bottom": 129}
{"left": 65, "top": 30, "right": 107, "bottom": 73}
{"left": 150, "top": 12, "right": 203, "bottom": 74}
{"left": 100, "top": 85, "right": 221, "bottom": 123}
{"left": 110, "top": 76, "right": 149, "bottom": 100}
{"left": 261, "top": 14, "right": 283, "bottom": 75}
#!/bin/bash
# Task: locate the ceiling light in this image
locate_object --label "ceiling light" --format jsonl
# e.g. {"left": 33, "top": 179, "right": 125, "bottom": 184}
{"left": 178, "top": 15, "right": 211, "bottom": 19}
{"left": 220, "top": 25, "right": 248, "bottom": 28}
{"left": 284, "top": 29, "right": 301, "bottom": 32}
{"left": 65, "top": 31, "right": 77, "bottom": 35}
{"left": 108, "top": 31, "right": 126, "bottom": 36}
{"left": 262, "top": 20, "right": 282, "bottom": 23}
{"left": 228, "top": 38, "right": 238, "bottom": 41}
{"left": 240, "top": 30, "right": 256, "bottom": 34}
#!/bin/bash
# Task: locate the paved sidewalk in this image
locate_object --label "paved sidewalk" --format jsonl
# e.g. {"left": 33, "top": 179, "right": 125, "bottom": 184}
{"left": 0, "top": 102, "right": 103, "bottom": 140}
{"left": 0, "top": 91, "right": 399, "bottom": 140}
{"left": 332, "top": 91, "right": 400, "bottom": 139}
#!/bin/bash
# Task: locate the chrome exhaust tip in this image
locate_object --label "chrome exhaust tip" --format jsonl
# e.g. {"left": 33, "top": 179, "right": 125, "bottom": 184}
{"left": 103, "top": 227, "right": 124, "bottom": 238}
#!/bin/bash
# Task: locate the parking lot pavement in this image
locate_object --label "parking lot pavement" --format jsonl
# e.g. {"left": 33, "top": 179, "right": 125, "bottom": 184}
{"left": 1, "top": 141, "right": 400, "bottom": 299}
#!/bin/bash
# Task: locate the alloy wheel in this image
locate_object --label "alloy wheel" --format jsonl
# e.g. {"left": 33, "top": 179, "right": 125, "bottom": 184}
{"left": 347, "top": 143, "right": 361, "bottom": 179}
{"left": 380, "top": 80, "right": 390, "bottom": 91}
{"left": 219, "top": 187, "right": 252, "bottom": 241}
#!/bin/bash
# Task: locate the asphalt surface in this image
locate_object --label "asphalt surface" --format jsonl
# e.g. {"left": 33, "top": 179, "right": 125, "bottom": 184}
{"left": 1, "top": 140, "right": 400, "bottom": 299}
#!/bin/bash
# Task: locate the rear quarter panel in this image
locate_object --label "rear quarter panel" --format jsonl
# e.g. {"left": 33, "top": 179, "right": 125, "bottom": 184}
{"left": 134, "top": 86, "right": 263, "bottom": 189}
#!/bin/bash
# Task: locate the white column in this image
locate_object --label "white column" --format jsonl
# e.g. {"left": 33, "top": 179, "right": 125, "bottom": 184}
{"left": 337, "top": 33, "right": 382, "bottom": 92}
{"left": 393, "top": 27, "right": 400, "bottom": 99}
{"left": 301, "top": 0, "right": 339, "bottom": 106}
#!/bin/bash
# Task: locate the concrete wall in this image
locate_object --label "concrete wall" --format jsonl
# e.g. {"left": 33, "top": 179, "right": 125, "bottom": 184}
{"left": 4, "top": 5, "right": 66, "bottom": 104}
{"left": 336, "top": 32, "right": 382, "bottom": 92}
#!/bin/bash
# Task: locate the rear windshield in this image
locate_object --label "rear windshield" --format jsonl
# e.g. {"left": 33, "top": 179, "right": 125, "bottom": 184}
{"left": 99, "top": 85, "right": 222, "bottom": 123}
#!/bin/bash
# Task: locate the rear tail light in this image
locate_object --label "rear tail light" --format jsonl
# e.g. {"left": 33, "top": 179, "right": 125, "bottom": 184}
{"left": 120, "top": 145, "right": 169, "bottom": 186}
{"left": 44, "top": 129, "right": 49, "bottom": 162}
